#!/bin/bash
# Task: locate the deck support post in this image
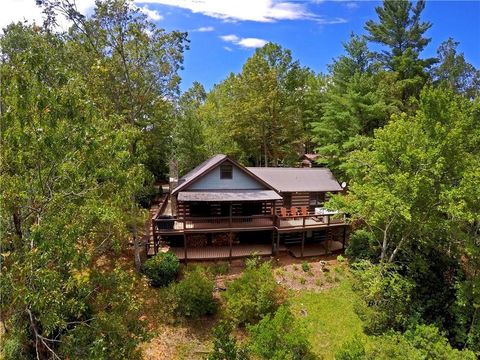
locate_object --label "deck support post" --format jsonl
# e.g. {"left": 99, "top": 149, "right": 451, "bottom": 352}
{"left": 342, "top": 226, "right": 347, "bottom": 249}
{"left": 229, "top": 232, "right": 233, "bottom": 260}
{"left": 183, "top": 234, "right": 187, "bottom": 263}
{"left": 301, "top": 231, "right": 305, "bottom": 257}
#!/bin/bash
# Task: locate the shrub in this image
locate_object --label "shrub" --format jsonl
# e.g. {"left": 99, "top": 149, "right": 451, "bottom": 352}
{"left": 142, "top": 252, "right": 179, "bottom": 287}
{"left": 208, "top": 322, "right": 249, "bottom": 360}
{"left": 222, "top": 260, "right": 283, "bottom": 325}
{"left": 301, "top": 262, "right": 311, "bottom": 272}
{"left": 209, "top": 262, "right": 230, "bottom": 275}
{"left": 337, "top": 254, "right": 345, "bottom": 263}
{"left": 172, "top": 268, "right": 217, "bottom": 318}
{"left": 345, "top": 230, "right": 378, "bottom": 263}
{"left": 247, "top": 305, "right": 314, "bottom": 360}
{"left": 335, "top": 338, "right": 366, "bottom": 360}
{"left": 403, "top": 324, "right": 476, "bottom": 360}
{"left": 351, "top": 260, "right": 415, "bottom": 334}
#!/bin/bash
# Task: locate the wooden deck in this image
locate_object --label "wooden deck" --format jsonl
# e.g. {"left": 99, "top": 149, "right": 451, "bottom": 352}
{"left": 167, "top": 244, "right": 273, "bottom": 260}
{"left": 155, "top": 215, "right": 346, "bottom": 235}
{"left": 288, "top": 241, "right": 344, "bottom": 258}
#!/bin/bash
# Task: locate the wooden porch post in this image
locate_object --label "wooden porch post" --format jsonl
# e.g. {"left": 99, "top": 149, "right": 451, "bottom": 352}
{"left": 301, "top": 231, "right": 305, "bottom": 257}
{"left": 229, "top": 232, "right": 233, "bottom": 260}
{"left": 342, "top": 226, "right": 347, "bottom": 249}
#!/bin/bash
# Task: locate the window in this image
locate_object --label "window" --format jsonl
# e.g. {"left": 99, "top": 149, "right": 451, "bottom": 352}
{"left": 220, "top": 165, "right": 233, "bottom": 179}
{"left": 309, "top": 193, "right": 325, "bottom": 211}
{"left": 283, "top": 193, "right": 292, "bottom": 207}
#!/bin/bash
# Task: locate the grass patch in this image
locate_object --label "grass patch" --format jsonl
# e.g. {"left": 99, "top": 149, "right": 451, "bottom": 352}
{"left": 290, "top": 278, "right": 368, "bottom": 359}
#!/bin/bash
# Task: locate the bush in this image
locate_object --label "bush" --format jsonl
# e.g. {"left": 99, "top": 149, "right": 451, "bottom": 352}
{"left": 247, "top": 306, "right": 314, "bottom": 360}
{"left": 351, "top": 260, "right": 415, "bottom": 334}
{"left": 346, "top": 230, "right": 379, "bottom": 263}
{"left": 403, "top": 324, "right": 476, "bottom": 360}
{"left": 222, "top": 259, "right": 283, "bottom": 325}
{"left": 302, "top": 262, "right": 311, "bottom": 272}
{"left": 171, "top": 268, "right": 217, "bottom": 318}
{"left": 336, "top": 338, "right": 366, "bottom": 360}
{"left": 142, "top": 252, "right": 179, "bottom": 287}
{"left": 208, "top": 322, "right": 249, "bottom": 360}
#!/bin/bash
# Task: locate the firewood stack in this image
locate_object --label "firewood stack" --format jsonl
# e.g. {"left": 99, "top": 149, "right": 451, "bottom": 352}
{"left": 186, "top": 234, "right": 208, "bottom": 247}
{"left": 211, "top": 232, "right": 230, "bottom": 246}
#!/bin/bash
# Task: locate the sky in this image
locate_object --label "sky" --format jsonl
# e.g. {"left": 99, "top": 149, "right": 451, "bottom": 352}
{"left": 2, "top": 0, "right": 479, "bottom": 92}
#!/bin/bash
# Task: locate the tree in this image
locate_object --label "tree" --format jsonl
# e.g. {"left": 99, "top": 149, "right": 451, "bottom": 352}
{"left": 433, "top": 38, "right": 480, "bottom": 99}
{"left": 172, "top": 81, "right": 208, "bottom": 175}
{"left": 0, "top": 23, "right": 147, "bottom": 358}
{"left": 247, "top": 306, "right": 314, "bottom": 360}
{"left": 330, "top": 87, "right": 479, "bottom": 264}
{"left": 44, "top": 0, "right": 188, "bottom": 269}
{"left": 330, "top": 87, "right": 479, "bottom": 352}
{"left": 202, "top": 43, "right": 311, "bottom": 166}
{"left": 311, "top": 34, "right": 400, "bottom": 176}
{"left": 365, "top": 0, "right": 436, "bottom": 101}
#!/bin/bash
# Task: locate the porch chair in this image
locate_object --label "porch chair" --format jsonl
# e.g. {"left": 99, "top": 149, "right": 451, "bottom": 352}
{"left": 300, "top": 206, "right": 308, "bottom": 217}
{"left": 290, "top": 206, "right": 298, "bottom": 218}
{"left": 280, "top": 207, "right": 288, "bottom": 217}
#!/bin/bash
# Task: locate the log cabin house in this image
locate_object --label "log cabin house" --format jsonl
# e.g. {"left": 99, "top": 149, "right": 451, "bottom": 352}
{"left": 148, "top": 154, "right": 348, "bottom": 261}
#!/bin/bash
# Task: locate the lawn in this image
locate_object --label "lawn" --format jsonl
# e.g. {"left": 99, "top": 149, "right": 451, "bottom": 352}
{"left": 290, "top": 277, "right": 368, "bottom": 359}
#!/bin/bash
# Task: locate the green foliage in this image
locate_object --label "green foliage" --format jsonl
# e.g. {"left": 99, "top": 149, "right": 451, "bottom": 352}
{"left": 337, "top": 255, "right": 345, "bottom": 263}
{"left": 172, "top": 81, "right": 209, "bottom": 175}
{"left": 337, "top": 324, "right": 476, "bottom": 360}
{"left": 336, "top": 338, "right": 366, "bottom": 360}
{"left": 247, "top": 306, "right": 314, "bottom": 360}
{"left": 201, "top": 43, "right": 314, "bottom": 166}
{"left": 365, "top": 0, "right": 436, "bottom": 100}
{"left": 208, "top": 322, "right": 249, "bottom": 360}
{"left": 345, "top": 230, "right": 379, "bottom": 263}
{"left": 142, "top": 252, "right": 180, "bottom": 287}
{"left": 404, "top": 324, "right": 476, "bottom": 360}
{"left": 302, "top": 262, "right": 311, "bottom": 272}
{"left": 222, "top": 260, "right": 282, "bottom": 325}
{"left": 351, "top": 261, "right": 415, "bottom": 334}
{"left": 171, "top": 268, "right": 217, "bottom": 319}
{"left": 0, "top": 21, "right": 148, "bottom": 359}
{"left": 433, "top": 38, "right": 480, "bottom": 98}
{"left": 311, "top": 35, "right": 400, "bottom": 174}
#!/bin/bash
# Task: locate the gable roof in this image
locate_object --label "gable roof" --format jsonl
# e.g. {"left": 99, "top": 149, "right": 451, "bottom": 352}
{"left": 246, "top": 167, "right": 343, "bottom": 193}
{"left": 171, "top": 154, "right": 275, "bottom": 195}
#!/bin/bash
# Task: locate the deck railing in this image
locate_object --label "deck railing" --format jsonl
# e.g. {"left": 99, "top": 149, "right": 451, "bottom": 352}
{"left": 275, "top": 213, "right": 346, "bottom": 229}
{"left": 155, "top": 214, "right": 275, "bottom": 232}
{"left": 154, "top": 212, "right": 346, "bottom": 233}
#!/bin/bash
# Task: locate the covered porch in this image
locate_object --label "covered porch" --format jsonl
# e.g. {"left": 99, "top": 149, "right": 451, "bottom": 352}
{"left": 168, "top": 243, "right": 274, "bottom": 260}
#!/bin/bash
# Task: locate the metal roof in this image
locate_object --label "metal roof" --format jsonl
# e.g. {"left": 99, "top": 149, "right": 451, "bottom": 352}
{"left": 246, "top": 167, "right": 343, "bottom": 193}
{"left": 178, "top": 190, "right": 282, "bottom": 202}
